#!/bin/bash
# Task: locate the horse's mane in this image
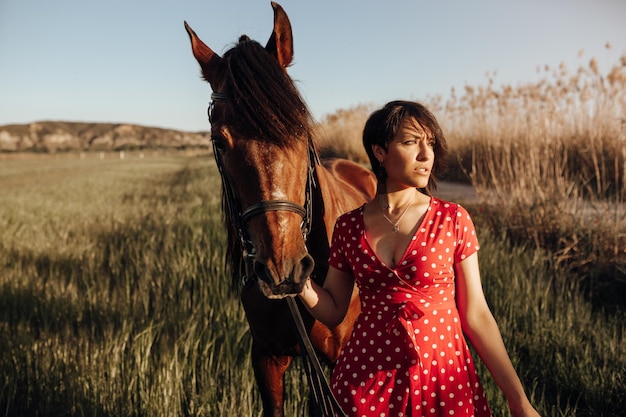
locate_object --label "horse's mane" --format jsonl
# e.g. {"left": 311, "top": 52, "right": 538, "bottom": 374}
{"left": 222, "top": 35, "right": 315, "bottom": 146}
{"left": 219, "top": 35, "right": 319, "bottom": 289}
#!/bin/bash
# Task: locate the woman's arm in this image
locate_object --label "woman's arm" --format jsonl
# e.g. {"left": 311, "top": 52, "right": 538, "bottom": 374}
{"left": 298, "top": 266, "right": 355, "bottom": 328}
{"left": 455, "top": 253, "right": 540, "bottom": 417}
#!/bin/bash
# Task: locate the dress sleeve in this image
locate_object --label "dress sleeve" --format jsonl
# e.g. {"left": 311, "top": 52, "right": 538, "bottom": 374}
{"left": 328, "top": 214, "right": 352, "bottom": 273}
{"left": 454, "top": 204, "right": 480, "bottom": 263}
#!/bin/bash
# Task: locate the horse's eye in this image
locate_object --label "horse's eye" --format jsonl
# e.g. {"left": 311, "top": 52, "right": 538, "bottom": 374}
{"left": 211, "top": 135, "right": 227, "bottom": 152}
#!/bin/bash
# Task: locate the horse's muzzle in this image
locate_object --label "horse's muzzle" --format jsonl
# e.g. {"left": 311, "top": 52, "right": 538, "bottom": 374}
{"left": 254, "top": 253, "right": 314, "bottom": 299}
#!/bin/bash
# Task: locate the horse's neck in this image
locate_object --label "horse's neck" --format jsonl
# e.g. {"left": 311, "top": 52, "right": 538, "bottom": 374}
{"left": 314, "top": 158, "right": 377, "bottom": 238}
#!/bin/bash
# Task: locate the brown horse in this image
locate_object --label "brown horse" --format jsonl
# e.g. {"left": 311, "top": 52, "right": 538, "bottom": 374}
{"left": 184, "top": 3, "right": 376, "bottom": 416}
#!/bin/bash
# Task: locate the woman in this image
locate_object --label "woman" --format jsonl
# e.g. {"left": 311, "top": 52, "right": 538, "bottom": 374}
{"left": 298, "top": 101, "right": 539, "bottom": 416}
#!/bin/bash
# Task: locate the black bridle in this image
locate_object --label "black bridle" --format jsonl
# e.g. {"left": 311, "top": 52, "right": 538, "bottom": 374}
{"left": 209, "top": 92, "right": 317, "bottom": 286}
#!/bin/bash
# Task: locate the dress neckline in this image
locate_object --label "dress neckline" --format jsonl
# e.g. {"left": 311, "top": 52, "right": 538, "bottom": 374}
{"left": 360, "top": 197, "right": 434, "bottom": 270}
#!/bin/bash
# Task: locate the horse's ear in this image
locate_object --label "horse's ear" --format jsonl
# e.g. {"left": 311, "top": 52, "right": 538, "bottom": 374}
{"left": 184, "top": 21, "right": 223, "bottom": 88}
{"left": 265, "top": 2, "right": 293, "bottom": 69}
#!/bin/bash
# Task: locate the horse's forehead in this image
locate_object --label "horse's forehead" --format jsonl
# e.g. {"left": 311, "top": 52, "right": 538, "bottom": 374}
{"left": 220, "top": 138, "right": 308, "bottom": 204}
{"left": 233, "top": 138, "right": 303, "bottom": 165}
{"left": 212, "top": 110, "right": 306, "bottom": 156}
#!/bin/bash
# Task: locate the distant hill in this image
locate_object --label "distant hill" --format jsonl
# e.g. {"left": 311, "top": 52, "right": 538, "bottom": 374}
{"left": 0, "top": 121, "right": 210, "bottom": 152}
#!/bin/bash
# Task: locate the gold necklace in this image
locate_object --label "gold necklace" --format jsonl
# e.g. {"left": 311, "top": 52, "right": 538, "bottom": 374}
{"left": 378, "top": 190, "right": 416, "bottom": 232}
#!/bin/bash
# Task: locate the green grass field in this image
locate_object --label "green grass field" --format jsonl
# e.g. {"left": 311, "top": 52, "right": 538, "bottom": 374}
{"left": 1, "top": 152, "right": 624, "bottom": 416}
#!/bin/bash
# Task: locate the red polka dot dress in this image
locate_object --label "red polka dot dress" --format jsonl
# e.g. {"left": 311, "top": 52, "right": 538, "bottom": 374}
{"left": 328, "top": 198, "right": 492, "bottom": 417}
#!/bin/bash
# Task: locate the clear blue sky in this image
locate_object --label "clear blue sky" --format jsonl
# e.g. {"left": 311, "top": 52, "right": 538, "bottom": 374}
{"left": 1, "top": 0, "right": 625, "bottom": 132}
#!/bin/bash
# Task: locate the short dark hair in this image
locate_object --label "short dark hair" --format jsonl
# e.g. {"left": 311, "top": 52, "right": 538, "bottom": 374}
{"left": 362, "top": 100, "right": 448, "bottom": 193}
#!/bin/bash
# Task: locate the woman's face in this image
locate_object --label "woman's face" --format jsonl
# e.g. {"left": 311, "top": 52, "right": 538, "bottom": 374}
{"left": 374, "top": 118, "right": 435, "bottom": 191}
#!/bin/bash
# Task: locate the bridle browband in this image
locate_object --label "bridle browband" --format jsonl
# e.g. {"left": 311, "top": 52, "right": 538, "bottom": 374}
{"left": 209, "top": 91, "right": 317, "bottom": 286}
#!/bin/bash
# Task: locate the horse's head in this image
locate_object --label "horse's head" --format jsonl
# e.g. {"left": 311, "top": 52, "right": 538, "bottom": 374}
{"left": 185, "top": 2, "right": 316, "bottom": 299}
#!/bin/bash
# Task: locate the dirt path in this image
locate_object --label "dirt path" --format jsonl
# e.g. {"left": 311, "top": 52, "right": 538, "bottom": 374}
{"left": 435, "top": 181, "right": 477, "bottom": 204}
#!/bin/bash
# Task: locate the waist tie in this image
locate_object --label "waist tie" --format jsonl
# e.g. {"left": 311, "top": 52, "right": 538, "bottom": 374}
{"left": 384, "top": 297, "right": 425, "bottom": 362}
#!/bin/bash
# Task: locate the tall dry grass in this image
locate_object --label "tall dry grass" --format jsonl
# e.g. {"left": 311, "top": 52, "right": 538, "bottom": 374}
{"left": 316, "top": 104, "right": 373, "bottom": 164}
{"left": 438, "top": 48, "right": 626, "bottom": 311}
{"left": 1, "top": 153, "right": 623, "bottom": 416}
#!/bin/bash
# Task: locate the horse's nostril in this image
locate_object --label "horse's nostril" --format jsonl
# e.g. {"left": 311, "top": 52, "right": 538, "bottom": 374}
{"left": 298, "top": 254, "right": 315, "bottom": 283}
{"left": 253, "top": 261, "right": 273, "bottom": 286}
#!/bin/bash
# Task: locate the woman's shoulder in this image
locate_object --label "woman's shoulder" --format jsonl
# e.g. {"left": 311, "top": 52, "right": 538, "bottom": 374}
{"left": 334, "top": 204, "right": 365, "bottom": 226}
{"left": 431, "top": 196, "right": 472, "bottom": 218}
{"left": 431, "top": 196, "right": 459, "bottom": 210}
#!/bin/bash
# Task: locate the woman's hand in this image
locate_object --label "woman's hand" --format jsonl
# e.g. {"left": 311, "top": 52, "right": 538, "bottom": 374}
{"left": 297, "top": 267, "right": 354, "bottom": 328}
{"left": 509, "top": 399, "right": 541, "bottom": 417}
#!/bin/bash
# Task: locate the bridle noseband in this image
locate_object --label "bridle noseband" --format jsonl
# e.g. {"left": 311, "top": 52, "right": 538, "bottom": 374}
{"left": 209, "top": 92, "right": 317, "bottom": 286}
